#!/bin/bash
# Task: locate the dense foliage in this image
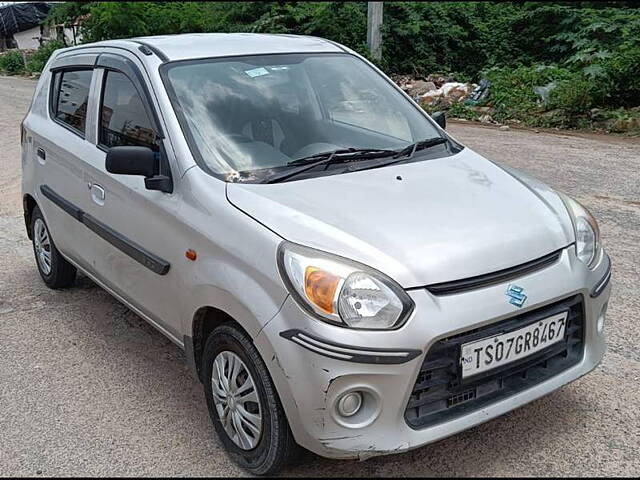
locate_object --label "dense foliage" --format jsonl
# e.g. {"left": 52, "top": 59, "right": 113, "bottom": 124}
{"left": 25, "top": 40, "right": 66, "bottom": 73}
{"left": 44, "top": 2, "right": 640, "bottom": 76}
{"left": 0, "top": 49, "right": 25, "bottom": 74}
{"left": 2, "top": 1, "right": 638, "bottom": 132}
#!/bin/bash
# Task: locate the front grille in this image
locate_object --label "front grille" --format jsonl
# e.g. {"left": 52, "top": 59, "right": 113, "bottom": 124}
{"left": 405, "top": 295, "right": 585, "bottom": 429}
{"left": 425, "top": 249, "right": 563, "bottom": 296}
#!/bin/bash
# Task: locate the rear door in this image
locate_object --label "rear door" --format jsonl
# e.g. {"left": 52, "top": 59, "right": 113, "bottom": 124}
{"left": 76, "top": 52, "right": 185, "bottom": 342}
{"left": 32, "top": 59, "right": 100, "bottom": 272}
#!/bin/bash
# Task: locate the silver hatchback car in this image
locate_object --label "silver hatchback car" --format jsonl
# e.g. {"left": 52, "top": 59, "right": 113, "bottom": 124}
{"left": 22, "top": 33, "right": 611, "bottom": 474}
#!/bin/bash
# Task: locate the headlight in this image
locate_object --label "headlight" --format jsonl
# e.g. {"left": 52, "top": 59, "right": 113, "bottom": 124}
{"left": 559, "top": 193, "right": 601, "bottom": 268}
{"left": 277, "top": 242, "right": 414, "bottom": 329}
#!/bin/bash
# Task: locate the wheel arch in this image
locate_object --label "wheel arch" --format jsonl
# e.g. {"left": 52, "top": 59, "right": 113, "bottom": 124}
{"left": 183, "top": 280, "right": 286, "bottom": 382}
{"left": 188, "top": 305, "right": 252, "bottom": 382}
{"left": 23, "top": 193, "right": 38, "bottom": 239}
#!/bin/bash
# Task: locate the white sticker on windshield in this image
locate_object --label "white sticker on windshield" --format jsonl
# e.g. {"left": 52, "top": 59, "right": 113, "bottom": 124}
{"left": 245, "top": 67, "right": 269, "bottom": 78}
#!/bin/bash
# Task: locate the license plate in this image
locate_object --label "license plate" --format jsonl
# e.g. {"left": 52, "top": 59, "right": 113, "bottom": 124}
{"left": 460, "top": 311, "right": 568, "bottom": 379}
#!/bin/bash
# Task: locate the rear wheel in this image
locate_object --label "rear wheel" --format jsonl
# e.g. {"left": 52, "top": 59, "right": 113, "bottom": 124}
{"left": 202, "top": 324, "right": 299, "bottom": 475}
{"left": 31, "top": 206, "right": 76, "bottom": 289}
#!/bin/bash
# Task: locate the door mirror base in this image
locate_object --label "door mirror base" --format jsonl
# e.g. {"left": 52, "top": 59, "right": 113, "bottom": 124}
{"left": 431, "top": 111, "right": 446, "bottom": 129}
{"left": 144, "top": 175, "right": 173, "bottom": 193}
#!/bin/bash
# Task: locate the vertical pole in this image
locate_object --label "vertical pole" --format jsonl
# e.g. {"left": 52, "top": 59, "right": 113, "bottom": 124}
{"left": 367, "top": 2, "right": 383, "bottom": 61}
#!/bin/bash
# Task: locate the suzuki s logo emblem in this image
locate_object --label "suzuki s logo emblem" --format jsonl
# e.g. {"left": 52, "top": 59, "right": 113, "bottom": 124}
{"left": 506, "top": 284, "right": 527, "bottom": 308}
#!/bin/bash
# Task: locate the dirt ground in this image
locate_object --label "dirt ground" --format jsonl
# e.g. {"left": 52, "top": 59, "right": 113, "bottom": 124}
{"left": 1, "top": 75, "right": 639, "bottom": 476}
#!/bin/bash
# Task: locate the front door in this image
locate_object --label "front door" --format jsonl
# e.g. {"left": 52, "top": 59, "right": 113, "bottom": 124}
{"left": 77, "top": 60, "right": 185, "bottom": 342}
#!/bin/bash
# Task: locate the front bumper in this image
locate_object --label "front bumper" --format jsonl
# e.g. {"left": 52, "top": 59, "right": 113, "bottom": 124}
{"left": 254, "top": 246, "right": 611, "bottom": 459}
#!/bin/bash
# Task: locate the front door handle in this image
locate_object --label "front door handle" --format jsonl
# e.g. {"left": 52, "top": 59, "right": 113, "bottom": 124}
{"left": 37, "top": 147, "right": 46, "bottom": 160}
{"left": 90, "top": 183, "right": 105, "bottom": 205}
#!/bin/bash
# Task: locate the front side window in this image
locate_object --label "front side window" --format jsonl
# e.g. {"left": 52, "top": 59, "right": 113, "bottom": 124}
{"left": 162, "top": 53, "right": 445, "bottom": 182}
{"left": 53, "top": 69, "right": 92, "bottom": 134}
{"left": 99, "top": 71, "right": 160, "bottom": 152}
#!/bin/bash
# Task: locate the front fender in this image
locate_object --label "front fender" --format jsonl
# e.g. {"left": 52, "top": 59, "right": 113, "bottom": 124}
{"left": 185, "top": 282, "right": 287, "bottom": 340}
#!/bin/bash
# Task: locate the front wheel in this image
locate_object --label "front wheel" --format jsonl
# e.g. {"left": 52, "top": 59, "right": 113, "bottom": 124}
{"left": 202, "top": 324, "right": 299, "bottom": 475}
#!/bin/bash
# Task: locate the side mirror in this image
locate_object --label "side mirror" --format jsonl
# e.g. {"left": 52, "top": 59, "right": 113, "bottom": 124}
{"left": 105, "top": 146, "right": 172, "bottom": 193}
{"left": 106, "top": 146, "right": 156, "bottom": 177}
{"left": 431, "top": 111, "right": 446, "bottom": 130}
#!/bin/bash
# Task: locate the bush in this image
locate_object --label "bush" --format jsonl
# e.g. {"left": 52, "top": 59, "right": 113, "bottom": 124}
{"left": 0, "top": 50, "right": 26, "bottom": 75}
{"left": 447, "top": 102, "right": 480, "bottom": 121}
{"left": 482, "top": 60, "right": 640, "bottom": 130}
{"left": 599, "top": 46, "right": 640, "bottom": 108}
{"left": 548, "top": 76, "right": 600, "bottom": 115}
{"left": 26, "top": 40, "right": 65, "bottom": 73}
{"left": 483, "top": 65, "right": 575, "bottom": 123}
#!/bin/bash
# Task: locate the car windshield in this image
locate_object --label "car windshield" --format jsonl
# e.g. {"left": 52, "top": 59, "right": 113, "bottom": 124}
{"left": 162, "top": 53, "right": 444, "bottom": 182}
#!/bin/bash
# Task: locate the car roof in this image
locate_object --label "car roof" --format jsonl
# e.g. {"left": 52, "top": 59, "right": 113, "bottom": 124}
{"left": 72, "top": 33, "right": 345, "bottom": 62}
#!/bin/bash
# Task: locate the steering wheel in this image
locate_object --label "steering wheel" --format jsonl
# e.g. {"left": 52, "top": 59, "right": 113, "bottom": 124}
{"left": 219, "top": 133, "right": 252, "bottom": 143}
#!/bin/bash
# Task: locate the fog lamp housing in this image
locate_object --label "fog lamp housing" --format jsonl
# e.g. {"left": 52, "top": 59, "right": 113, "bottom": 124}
{"left": 337, "top": 391, "right": 363, "bottom": 417}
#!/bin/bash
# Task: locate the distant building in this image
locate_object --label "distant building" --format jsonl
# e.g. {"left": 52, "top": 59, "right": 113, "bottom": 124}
{"left": 0, "top": 2, "right": 81, "bottom": 51}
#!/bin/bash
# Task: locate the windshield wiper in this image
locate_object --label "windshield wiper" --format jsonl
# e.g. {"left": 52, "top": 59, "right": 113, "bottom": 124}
{"left": 393, "top": 137, "right": 449, "bottom": 161}
{"left": 285, "top": 148, "right": 385, "bottom": 166}
{"left": 264, "top": 148, "right": 397, "bottom": 184}
{"left": 347, "top": 137, "right": 450, "bottom": 173}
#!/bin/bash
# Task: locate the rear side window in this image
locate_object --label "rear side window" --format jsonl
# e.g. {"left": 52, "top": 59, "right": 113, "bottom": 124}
{"left": 52, "top": 69, "right": 92, "bottom": 134}
{"left": 99, "top": 71, "right": 160, "bottom": 152}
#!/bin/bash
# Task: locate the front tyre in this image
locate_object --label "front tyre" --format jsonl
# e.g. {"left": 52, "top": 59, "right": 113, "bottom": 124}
{"left": 202, "top": 324, "right": 298, "bottom": 475}
{"left": 30, "top": 206, "right": 76, "bottom": 289}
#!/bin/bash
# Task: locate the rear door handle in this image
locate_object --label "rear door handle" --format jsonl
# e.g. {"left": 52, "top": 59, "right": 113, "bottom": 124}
{"left": 90, "top": 183, "right": 105, "bottom": 205}
{"left": 37, "top": 147, "right": 46, "bottom": 160}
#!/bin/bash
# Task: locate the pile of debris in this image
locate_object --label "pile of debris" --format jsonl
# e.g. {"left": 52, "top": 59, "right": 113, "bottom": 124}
{"left": 392, "top": 73, "right": 640, "bottom": 134}
{"left": 393, "top": 74, "right": 477, "bottom": 108}
{"left": 392, "top": 74, "right": 502, "bottom": 124}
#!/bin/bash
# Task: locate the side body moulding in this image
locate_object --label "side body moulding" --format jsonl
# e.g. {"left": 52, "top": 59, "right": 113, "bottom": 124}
{"left": 40, "top": 185, "right": 170, "bottom": 275}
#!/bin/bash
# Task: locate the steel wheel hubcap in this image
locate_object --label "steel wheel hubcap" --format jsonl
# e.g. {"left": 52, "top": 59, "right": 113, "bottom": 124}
{"left": 34, "top": 218, "right": 52, "bottom": 275}
{"left": 211, "top": 351, "right": 263, "bottom": 450}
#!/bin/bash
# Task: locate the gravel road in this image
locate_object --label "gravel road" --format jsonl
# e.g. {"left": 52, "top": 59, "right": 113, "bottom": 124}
{"left": 1, "top": 75, "right": 638, "bottom": 477}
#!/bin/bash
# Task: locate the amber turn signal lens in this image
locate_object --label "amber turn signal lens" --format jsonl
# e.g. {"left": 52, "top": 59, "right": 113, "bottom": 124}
{"left": 304, "top": 266, "right": 340, "bottom": 314}
{"left": 185, "top": 249, "right": 197, "bottom": 261}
